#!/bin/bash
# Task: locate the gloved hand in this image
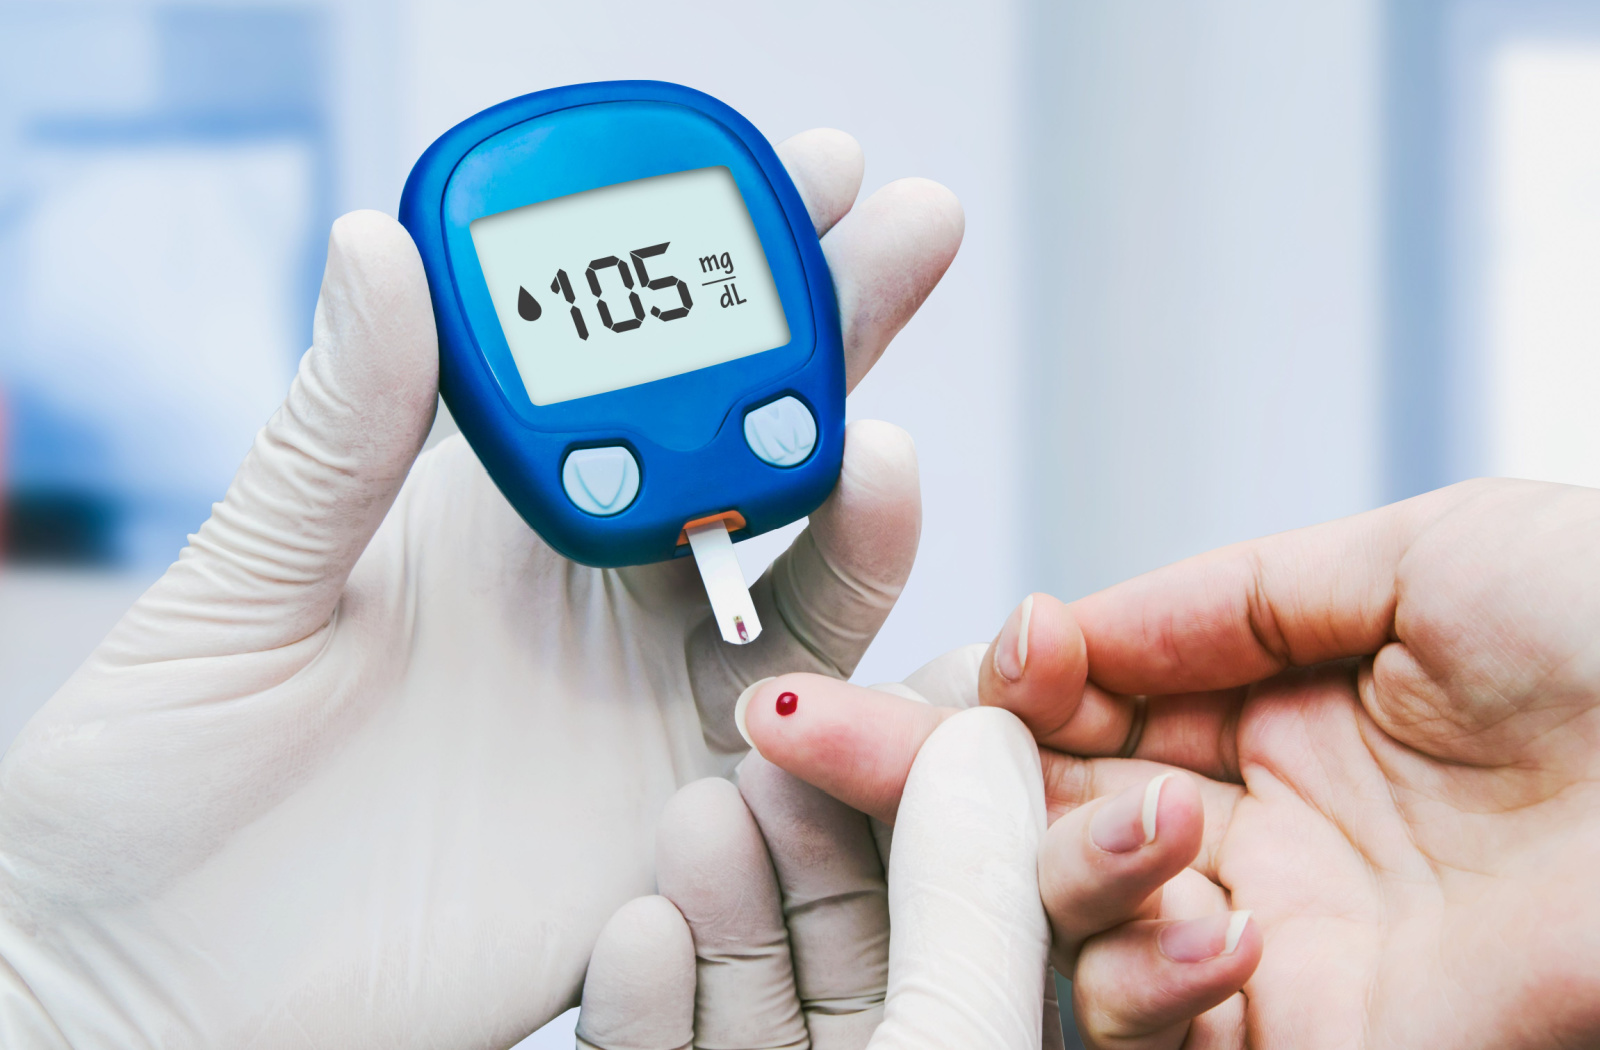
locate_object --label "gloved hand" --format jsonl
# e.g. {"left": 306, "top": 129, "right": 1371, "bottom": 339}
{"left": 0, "top": 129, "right": 963, "bottom": 1049}
{"left": 573, "top": 704, "right": 1053, "bottom": 1050}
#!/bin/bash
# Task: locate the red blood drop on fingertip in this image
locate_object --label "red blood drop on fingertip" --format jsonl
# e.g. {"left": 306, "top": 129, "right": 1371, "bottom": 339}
{"left": 776, "top": 692, "right": 798, "bottom": 716}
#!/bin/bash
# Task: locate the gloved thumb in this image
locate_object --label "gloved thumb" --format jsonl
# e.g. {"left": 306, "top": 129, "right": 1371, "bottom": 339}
{"left": 868, "top": 706, "right": 1051, "bottom": 1049}
{"left": 122, "top": 210, "right": 437, "bottom": 658}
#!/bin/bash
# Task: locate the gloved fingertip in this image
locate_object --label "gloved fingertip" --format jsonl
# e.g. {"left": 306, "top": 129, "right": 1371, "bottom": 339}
{"left": 877, "top": 175, "right": 966, "bottom": 244}
{"left": 322, "top": 209, "right": 427, "bottom": 307}
{"left": 776, "top": 127, "right": 864, "bottom": 235}
{"left": 591, "top": 895, "right": 693, "bottom": 973}
{"left": 327, "top": 207, "right": 411, "bottom": 258}
{"left": 808, "top": 419, "right": 920, "bottom": 578}
{"left": 839, "top": 419, "right": 919, "bottom": 493}
{"left": 314, "top": 211, "right": 437, "bottom": 389}
{"left": 821, "top": 173, "right": 964, "bottom": 393}
{"left": 577, "top": 895, "right": 695, "bottom": 1050}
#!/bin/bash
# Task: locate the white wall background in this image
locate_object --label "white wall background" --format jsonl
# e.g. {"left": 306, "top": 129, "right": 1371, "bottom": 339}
{"left": 1486, "top": 43, "right": 1600, "bottom": 489}
{"left": 1023, "top": 0, "right": 1384, "bottom": 602}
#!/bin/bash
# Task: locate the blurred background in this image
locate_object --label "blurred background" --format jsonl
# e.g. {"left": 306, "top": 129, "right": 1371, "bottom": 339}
{"left": 2, "top": 0, "right": 1599, "bottom": 1043}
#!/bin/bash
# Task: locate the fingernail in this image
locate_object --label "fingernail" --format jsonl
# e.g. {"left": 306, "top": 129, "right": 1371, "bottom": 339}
{"left": 993, "top": 594, "right": 1034, "bottom": 682}
{"left": 1090, "top": 772, "right": 1174, "bottom": 853}
{"left": 734, "top": 677, "right": 775, "bottom": 753}
{"left": 1142, "top": 771, "right": 1175, "bottom": 843}
{"left": 1159, "top": 910, "right": 1253, "bottom": 963}
{"left": 1224, "top": 910, "right": 1252, "bottom": 954}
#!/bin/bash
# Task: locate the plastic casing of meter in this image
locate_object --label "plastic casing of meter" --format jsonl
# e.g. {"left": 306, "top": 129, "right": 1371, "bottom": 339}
{"left": 399, "top": 80, "right": 844, "bottom": 567}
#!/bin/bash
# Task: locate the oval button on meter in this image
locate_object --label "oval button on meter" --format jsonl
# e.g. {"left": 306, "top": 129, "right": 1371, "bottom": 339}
{"left": 562, "top": 447, "right": 640, "bottom": 516}
{"left": 744, "top": 396, "right": 817, "bottom": 467}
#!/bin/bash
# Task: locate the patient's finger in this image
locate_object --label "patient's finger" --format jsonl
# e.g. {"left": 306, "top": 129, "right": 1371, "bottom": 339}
{"left": 1073, "top": 911, "right": 1260, "bottom": 1050}
{"left": 979, "top": 594, "right": 1247, "bottom": 782}
{"left": 736, "top": 673, "right": 952, "bottom": 823}
{"left": 1039, "top": 771, "right": 1205, "bottom": 970}
{"left": 980, "top": 594, "right": 1135, "bottom": 755}
{"left": 575, "top": 896, "right": 695, "bottom": 1050}
{"left": 655, "top": 778, "right": 808, "bottom": 1050}
{"left": 1068, "top": 871, "right": 1247, "bottom": 1050}
{"left": 738, "top": 753, "right": 888, "bottom": 1050}
{"left": 739, "top": 674, "right": 1244, "bottom": 881}
{"left": 1039, "top": 756, "right": 1242, "bottom": 879}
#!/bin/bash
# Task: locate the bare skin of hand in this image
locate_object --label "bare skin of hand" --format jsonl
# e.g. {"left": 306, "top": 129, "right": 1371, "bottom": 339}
{"left": 743, "top": 478, "right": 1600, "bottom": 1050}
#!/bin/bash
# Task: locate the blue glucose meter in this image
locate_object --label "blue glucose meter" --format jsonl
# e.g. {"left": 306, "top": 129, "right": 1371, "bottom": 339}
{"left": 400, "top": 81, "right": 844, "bottom": 644}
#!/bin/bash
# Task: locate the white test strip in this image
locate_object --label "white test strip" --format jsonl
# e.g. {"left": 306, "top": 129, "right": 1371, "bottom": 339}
{"left": 686, "top": 518, "right": 762, "bottom": 645}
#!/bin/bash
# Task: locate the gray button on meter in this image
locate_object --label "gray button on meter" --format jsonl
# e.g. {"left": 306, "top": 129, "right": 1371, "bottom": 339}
{"left": 562, "top": 446, "right": 640, "bottom": 516}
{"left": 743, "top": 396, "right": 817, "bottom": 468}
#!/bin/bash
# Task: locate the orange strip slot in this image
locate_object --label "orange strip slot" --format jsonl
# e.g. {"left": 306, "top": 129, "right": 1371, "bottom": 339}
{"left": 677, "top": 510, "right": 747, "bottom": 546}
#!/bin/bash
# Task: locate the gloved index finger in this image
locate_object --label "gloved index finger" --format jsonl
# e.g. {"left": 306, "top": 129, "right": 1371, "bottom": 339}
{"left": 575, "top": 896, "right": 696, "bottom": 1050}
{"left": 737, "top": 752, "right": 889, "bottom": 1050}
{"left": 823, "top": 176, "right": 963, "bottom": 393}
{"left": 654, "top": 777, "right": 809, "bottom": 1050}
{"left": 781, "top": 129, "right": 964, "bottom": 394}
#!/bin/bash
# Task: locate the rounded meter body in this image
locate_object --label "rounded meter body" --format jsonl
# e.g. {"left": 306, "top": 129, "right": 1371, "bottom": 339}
{"left": 399, "top": 80, "right": 844, "bottom": 568}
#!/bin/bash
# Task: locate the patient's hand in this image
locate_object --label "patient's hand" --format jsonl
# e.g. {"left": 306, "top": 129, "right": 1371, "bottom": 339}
{"left": 746, "top": 478, "right": 1600, "bottom": 1050}
{"left": 738, "top": 666, "right": 1258, "bottom": 1050}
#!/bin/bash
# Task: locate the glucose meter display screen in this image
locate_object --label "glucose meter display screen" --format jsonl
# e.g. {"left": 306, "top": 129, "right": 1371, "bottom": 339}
{"left": 469, "top": 166, "right": 792, "bottom": 406}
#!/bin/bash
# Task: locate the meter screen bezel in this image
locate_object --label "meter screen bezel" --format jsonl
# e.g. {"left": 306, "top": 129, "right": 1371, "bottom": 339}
{"left": 439, "top": 100, "right": 815, "bottom": 453}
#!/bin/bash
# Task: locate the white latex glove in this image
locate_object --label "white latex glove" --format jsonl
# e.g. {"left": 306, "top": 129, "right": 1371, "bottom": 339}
{"left": 0, "top": 129, "right": 963, "bottom": 1049}
{"left": 574, "top": 705, "right": 1052, "bottom": 1050}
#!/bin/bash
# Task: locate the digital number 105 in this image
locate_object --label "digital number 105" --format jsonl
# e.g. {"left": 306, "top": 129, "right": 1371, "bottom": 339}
{"left": 516, "top": 241, "right": 693, "bottom": 341}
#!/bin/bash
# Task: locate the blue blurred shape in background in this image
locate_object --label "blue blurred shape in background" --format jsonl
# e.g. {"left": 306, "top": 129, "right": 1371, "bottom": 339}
{"left": 0, "top": 3, "right": 331, "bottom": 566}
